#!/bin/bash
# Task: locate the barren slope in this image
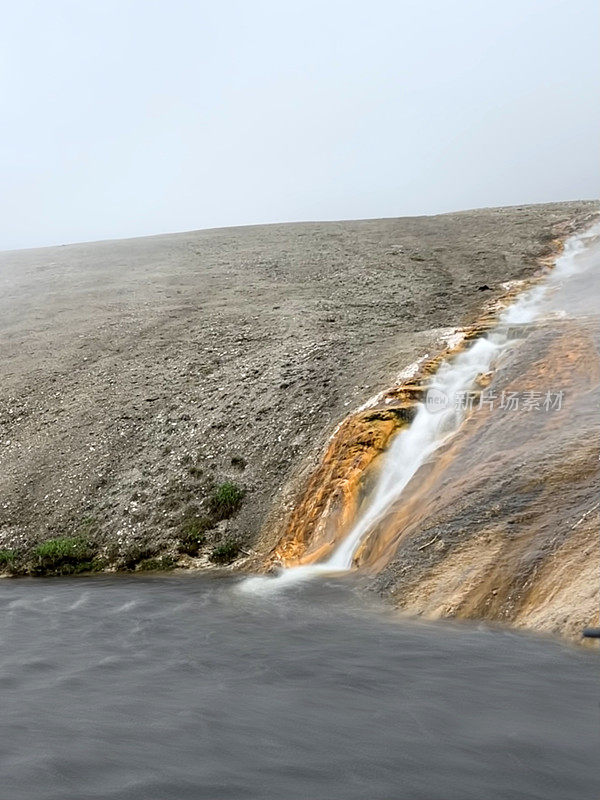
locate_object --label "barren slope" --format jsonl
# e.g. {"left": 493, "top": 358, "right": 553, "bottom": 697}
{"left": 0, "top": 202, "right": 594, "bottom": 572}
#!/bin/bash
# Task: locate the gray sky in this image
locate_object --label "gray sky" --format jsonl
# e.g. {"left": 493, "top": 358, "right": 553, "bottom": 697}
{"left": 2, "top": 0, "right": 598, "bottom": 250}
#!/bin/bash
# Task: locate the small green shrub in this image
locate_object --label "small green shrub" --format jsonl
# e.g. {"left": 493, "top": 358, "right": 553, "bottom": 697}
{"left": 0, "top": 550, "right": 16, "bottom": 567}
{"left": 209, "top": 539, "right": 241, "bottom": 564}
{"left": 34, "top": 537, "right": 89, "bottom": 560}
{"left": 178, "top": 517, "right": 211, "bottom": 555}
{"left": 208, "top": 482, "right": 245, "bottom": 520}
{"left": 33, "top": 537, "right": 96, "bottom": 575}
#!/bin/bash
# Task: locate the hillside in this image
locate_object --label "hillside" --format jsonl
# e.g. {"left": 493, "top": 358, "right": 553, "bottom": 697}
{"left": 0, "top": 201, "right": 595, "bottom": 574}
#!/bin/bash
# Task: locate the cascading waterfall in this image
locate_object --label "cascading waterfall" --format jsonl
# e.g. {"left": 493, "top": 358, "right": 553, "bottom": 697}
{"left": 241, "top": 223, "right": 600, "bottom": 593}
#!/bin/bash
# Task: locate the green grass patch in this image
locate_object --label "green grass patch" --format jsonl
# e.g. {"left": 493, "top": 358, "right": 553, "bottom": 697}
{"left": 208, "top": 482, "right": 245, "bottom": 520}
{"left": 178, "top": 516, "right": 211, "bottom": 556}
{"left": 35, "top": 537, "right": 88, "bottom": 560}
{"left": 33, "top": 536, "right": 97, "bottom": 575}
{"left": 209, "top": 539, "right": 241, "bottom": 564}
{"left": 137, "top": 555, "right": 176, "bottom": 572}
{"left": 0, "top": 550, "right": 16, "bottom": 567}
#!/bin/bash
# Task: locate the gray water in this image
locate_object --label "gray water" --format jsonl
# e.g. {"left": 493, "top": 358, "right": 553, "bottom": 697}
{"left": 1, "top": 575, "right": 598, "bottom": 800}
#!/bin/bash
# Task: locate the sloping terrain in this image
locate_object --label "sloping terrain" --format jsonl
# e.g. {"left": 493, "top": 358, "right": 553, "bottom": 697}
{"left": 365, "top": 311, "right": 599, "bottom": 642}
{"left": 0, "top": 202, "right": 595, "bottom": 574}
{"left": 251, "top": 206, "right": 600, "bottom": 642}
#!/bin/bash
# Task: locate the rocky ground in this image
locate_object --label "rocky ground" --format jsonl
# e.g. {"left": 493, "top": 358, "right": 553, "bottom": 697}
{"left": 0, "top": 201, "right": 595, "bottom": 575}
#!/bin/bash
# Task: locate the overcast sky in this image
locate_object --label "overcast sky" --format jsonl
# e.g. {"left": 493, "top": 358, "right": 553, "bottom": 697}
{"left": 1, "top": 0, "right": 598, "bottom": 250}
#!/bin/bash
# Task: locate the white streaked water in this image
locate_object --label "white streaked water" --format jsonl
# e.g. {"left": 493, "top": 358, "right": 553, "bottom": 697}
{"left": 241, "top": 221, "right": 600, "bottom": 593}
{"left": 2, "top": 576, "right": 599, "bottom": 800}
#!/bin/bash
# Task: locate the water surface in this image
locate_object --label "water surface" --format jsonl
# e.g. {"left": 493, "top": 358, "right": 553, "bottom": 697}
{"left": 1, "top": 575, "right": 598, "bottom": 799}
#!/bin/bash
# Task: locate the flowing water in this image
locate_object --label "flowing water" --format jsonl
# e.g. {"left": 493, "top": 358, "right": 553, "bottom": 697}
{"left": 3, "top": 226, "right": 600, "bottom": 798}
{"left": 247, "top": 221, "right": 600, "bottom": 590}
{"left": 1, "top": 575, "right": 599, "bottom": 800}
